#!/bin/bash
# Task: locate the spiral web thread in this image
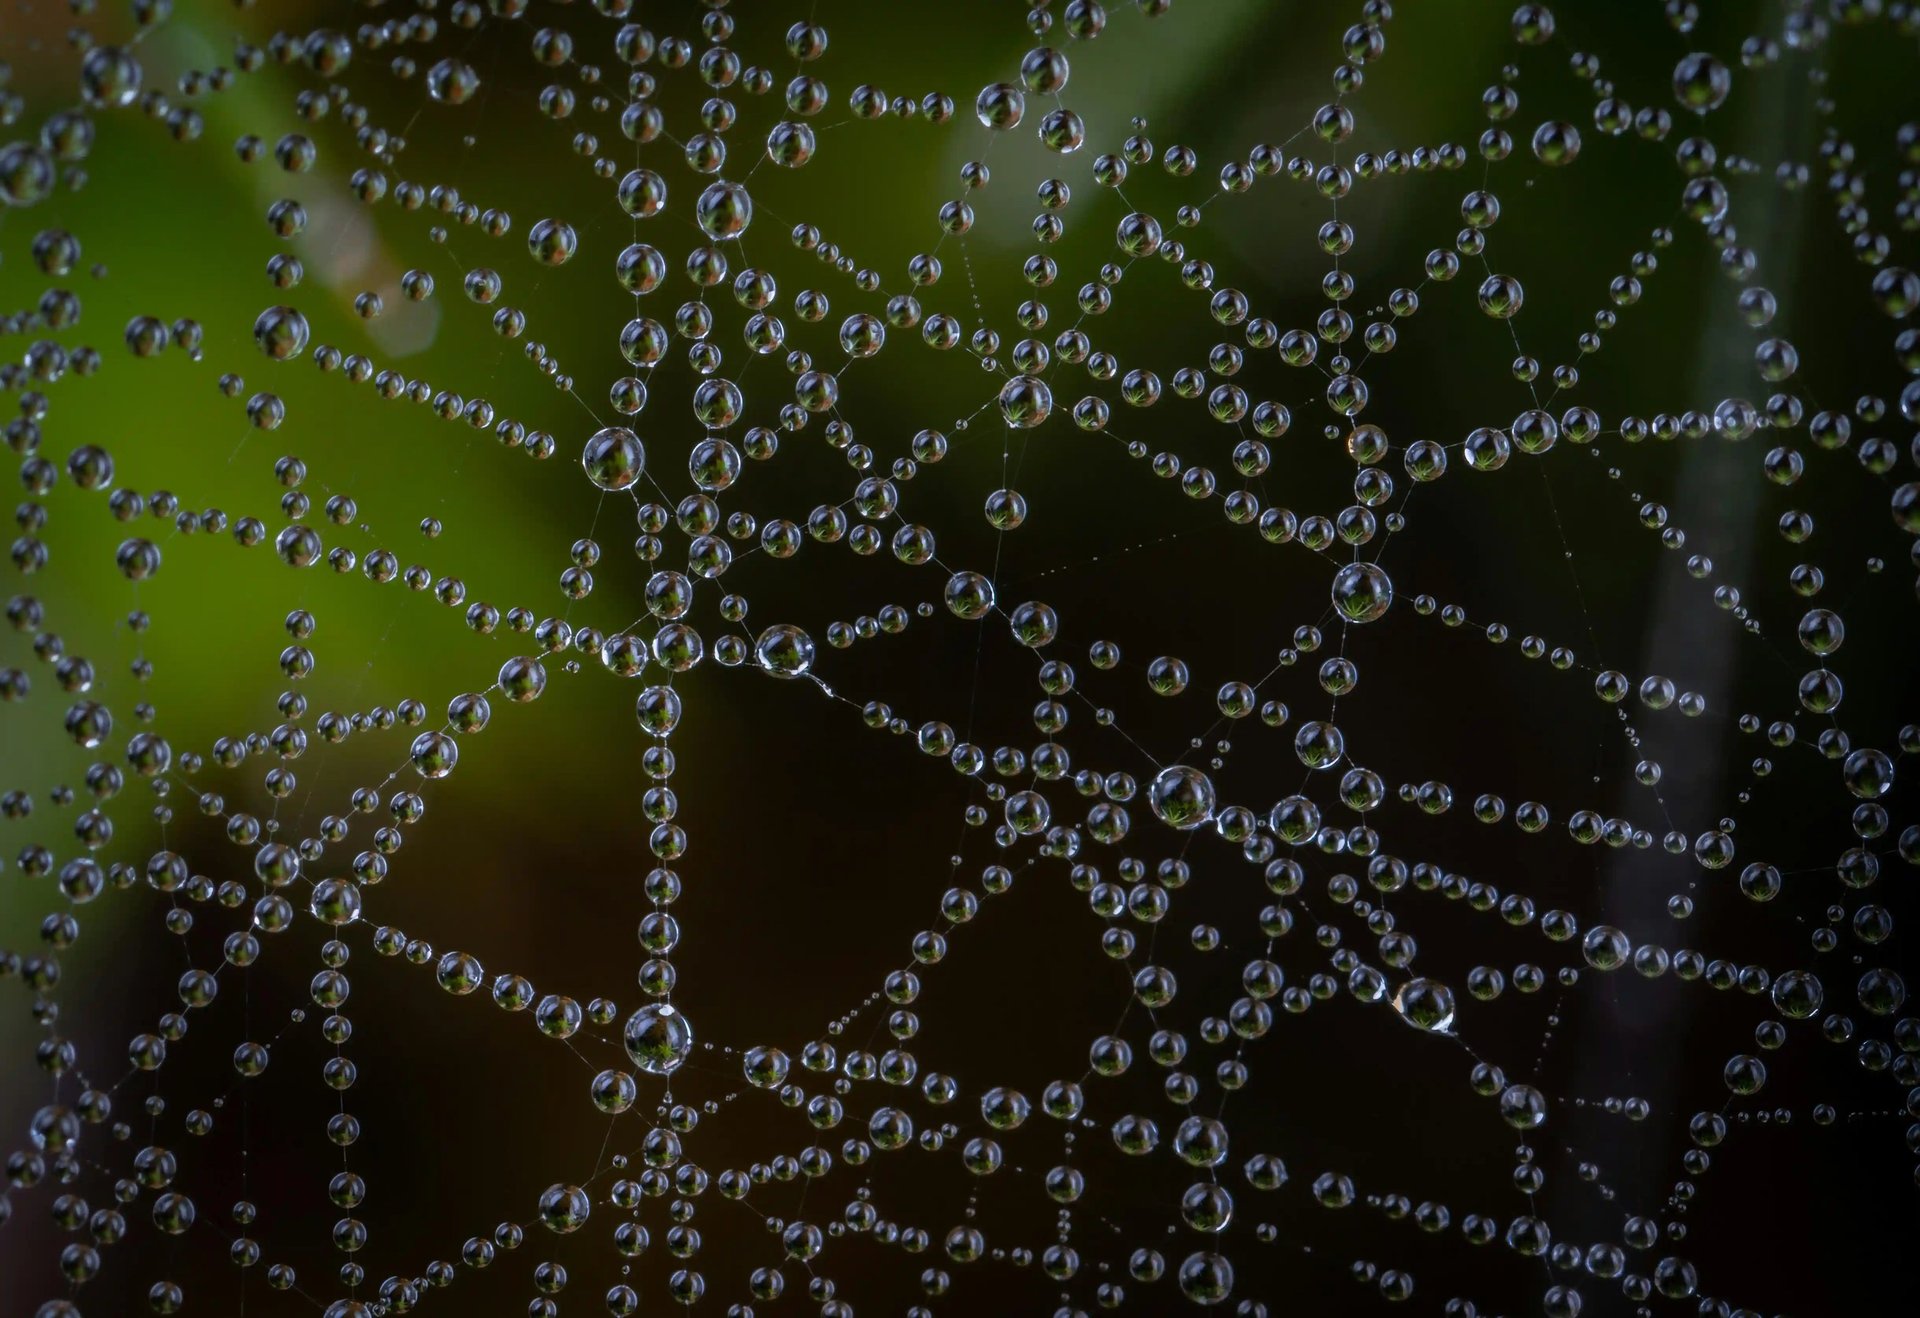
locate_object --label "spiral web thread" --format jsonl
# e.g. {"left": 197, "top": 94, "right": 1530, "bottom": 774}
{"left": 1, "top": 0, "right": 1919, "bottom": 1315}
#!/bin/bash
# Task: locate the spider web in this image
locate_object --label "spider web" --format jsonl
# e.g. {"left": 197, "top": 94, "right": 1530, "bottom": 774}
{"left": 1, "top": 1, "right": 1918, "bottom": 1315}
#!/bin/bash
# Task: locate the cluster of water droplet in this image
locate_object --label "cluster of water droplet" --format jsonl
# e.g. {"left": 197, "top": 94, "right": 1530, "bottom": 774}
{"left": 3, "top": 0, "right": 1920, "bottom": 1315}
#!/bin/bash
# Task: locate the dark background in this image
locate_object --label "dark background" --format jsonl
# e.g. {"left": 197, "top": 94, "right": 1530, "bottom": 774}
{"left": 2, "top": 0, "right": 1918, "bottom": 1314}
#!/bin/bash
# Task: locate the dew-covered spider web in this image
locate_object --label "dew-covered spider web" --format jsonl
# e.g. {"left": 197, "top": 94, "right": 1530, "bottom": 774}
{"left": 2, "top": 0, "right": 1920, "bottom": 1314}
